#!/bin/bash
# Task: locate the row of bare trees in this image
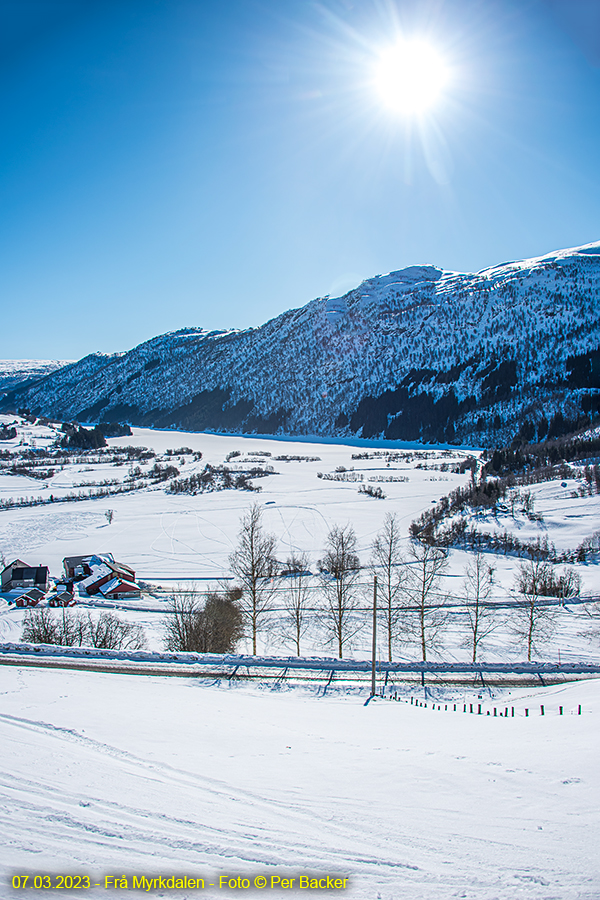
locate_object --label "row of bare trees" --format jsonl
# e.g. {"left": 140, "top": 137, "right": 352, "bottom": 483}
{"left": 22, "top": 608, "right": 146, "bottom": 650}
{"left": 226, "top": 505, "right": 584, "bottom": 662}
{"left": 19, "top": 505, "right": 584, "bottom": 662}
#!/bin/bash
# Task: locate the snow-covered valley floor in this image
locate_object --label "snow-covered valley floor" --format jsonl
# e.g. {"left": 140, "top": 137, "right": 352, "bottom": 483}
{"left": 2, "top": 667, "right": 599, "bottom": 900}
{"left": 1, "top": 419, "right": 599, "bottom": 661}
{"left": 1, "top": 418, "right": 600, "bottom": 898}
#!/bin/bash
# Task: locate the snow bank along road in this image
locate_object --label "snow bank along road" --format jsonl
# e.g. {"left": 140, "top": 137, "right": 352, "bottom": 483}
{"left": 2, "top": 643, "right": 600, "bottom": 687}
{"left": 1, "top": 666, "right": 599, "bottom": 900}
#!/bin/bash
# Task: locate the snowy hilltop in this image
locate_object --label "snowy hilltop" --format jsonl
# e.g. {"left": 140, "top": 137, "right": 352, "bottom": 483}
{"left": 0, "top": 360, "right": 72, "bottom": 393}
{"left": 1, "top": 242, "right": 599, "bottom": 446}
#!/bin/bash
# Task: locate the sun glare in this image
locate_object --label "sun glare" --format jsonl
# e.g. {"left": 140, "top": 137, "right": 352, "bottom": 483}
{"left": 374, "top": 40, "right": 449, "bottom": 115}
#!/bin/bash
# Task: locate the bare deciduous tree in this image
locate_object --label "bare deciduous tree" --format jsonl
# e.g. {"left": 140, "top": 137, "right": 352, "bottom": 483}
{"left": 85, "top": 612, "right": 146, "bottom": 650}
{"left": 22, "top": 608, "right": 146, "bottom": 650}
{"left": 22, "top": 606, "right": 82, "bottom": 646}
{"left": 229, "top": 503, "right": 278, "bottom": 655}
{"left": 512, "top": 558, "right": 557, "bottom": 661}
{"left": 405, "top": 542, "right": 449, "bottom": 662}
{"left": 462, "top": 553, "right": 497, "bottom": 663}
{"left": 162, "top": 588, "right": 200, "bottom": 652}
{"left": 319, "top": 525, "right": 361, "bottom": 658}
{"left": 581, "top": 596, "right": 600, "bottom": 645}
{"left": 22, "top": 607, "right": 59, "bottom": 644}
{"left": 555, "top": 567, "right": 581, "bottom": 604}
{"left": 371, "top": 513, "right": 406, "bottom": 661}
{"left": 281, "top": 553, "right": 311, "bottom": 656}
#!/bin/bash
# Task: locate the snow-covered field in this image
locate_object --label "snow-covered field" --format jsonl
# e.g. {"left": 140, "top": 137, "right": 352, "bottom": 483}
{"left": 0, "top": 419, "right": 480, "bottom": 658}
{"left": 1, "top": 417, "right": 600, "bottom": 898}
{"left": 0, "top": 421, "right": 470, "bottom": 580}
{"left": 0, "top": 417, "right": 599, "bottom": 661}
{"left": 2, "top": 667, "right": 599, "bottom": 900}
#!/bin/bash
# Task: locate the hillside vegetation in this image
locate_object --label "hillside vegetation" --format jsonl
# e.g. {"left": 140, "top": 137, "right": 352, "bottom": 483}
{"left": 1, "top": 242, "right": 599, "bottom": 447}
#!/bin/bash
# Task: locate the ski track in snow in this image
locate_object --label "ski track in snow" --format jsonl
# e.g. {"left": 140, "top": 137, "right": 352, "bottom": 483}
{"left": 1, "top": 669, "right": 600, "bottom": 899}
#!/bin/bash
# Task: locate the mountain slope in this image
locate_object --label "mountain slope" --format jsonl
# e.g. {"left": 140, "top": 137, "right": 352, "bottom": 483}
{"left": 2, "top": 242, "right": 600, "bottom": 446}
{"left": 0, "top": 360, "right": 73, "bottom": 393}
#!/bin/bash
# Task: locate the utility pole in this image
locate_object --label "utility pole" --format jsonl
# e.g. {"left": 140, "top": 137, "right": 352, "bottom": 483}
{"left": 371, "top": 575, "right": 377, "bottom": 697}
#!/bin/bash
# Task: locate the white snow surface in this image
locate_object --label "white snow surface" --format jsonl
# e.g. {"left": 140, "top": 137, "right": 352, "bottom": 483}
{"left": 0, "top": 422, "right": 475, "bottom": 584}
{"left": 1, "top": 667, "right": 599, "bottom": 899}
{"left": 0, "top": 419, "right": 599, "bottom": 662}
{"left": 0, "top": 359, "right": 73, "bottom": 392}
{"left": 2, "top": 421, "right": 600, "bottom": 897}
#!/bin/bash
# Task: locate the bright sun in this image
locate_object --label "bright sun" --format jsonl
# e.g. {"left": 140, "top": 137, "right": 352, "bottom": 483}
{"left": 374, "top": 40, "right": 449, "bottom": 115}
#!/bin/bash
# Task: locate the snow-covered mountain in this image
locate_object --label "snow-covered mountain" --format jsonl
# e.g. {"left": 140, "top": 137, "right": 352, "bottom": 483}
{"left": 0, "top": 360, "right": 73, "bottom": 393}
{"left": 2, "top": 242, "right": 599, "bottom": 446}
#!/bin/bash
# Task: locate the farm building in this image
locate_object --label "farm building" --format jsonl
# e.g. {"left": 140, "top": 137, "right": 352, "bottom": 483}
{"left": 76, "top": 558, "right": 140, "bottom": 598}
{"left": 47, "top": 592, "right": 76, "bottom": 607}
{"left": 1, "top": 560, "right": 49, "bottom": 593}
{"left": 63, "top": 553, "right": 116, "bottom": 581}
{"left": 99, "top": 577, "right": 141, "bottom": 600}
{"left": 79, "top": 562, "right": 137, "bottom": 595}
{"left": 63, "top": 554, "right": 135, "bottom": 585}
{"left": 15, "top": 588, "right": 45, "bottom": 607}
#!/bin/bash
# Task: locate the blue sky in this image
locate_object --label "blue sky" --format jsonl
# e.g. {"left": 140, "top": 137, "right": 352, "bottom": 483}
{"left": 1, "top": 0, "right": 600, "bottom": 359}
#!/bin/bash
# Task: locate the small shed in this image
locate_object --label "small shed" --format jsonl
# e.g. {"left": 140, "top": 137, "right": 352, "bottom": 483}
{"left": 48, "top": 592, "right": 76, "bottom": 607}
{"left": 16, "top": 588, "right": 45, "bottom": 607}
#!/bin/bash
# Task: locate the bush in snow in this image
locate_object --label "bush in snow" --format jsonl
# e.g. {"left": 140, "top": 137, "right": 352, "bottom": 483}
{"left": 21, "top": 609, "right": 146, "bottom": 650}
{"left": 163, "top": 588, "right": 243, "bottom": 653}
{"left": 358, "top": 484, "right": 386, "bottom": 499}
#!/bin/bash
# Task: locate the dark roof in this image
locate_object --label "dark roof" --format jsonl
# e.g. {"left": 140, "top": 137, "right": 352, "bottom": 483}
{"left": 11, "top": 567, "right": 48, "bottom": 584}
{"left": 107, "top": 562, "right": 135, "bottom": 579}
{"left": 63, "top": 555, "right": 93, "bottom": 569}
{"left": 22, "top": 588, "right": 45, "bottom": 600}
{"left": 63, "top": 553, "right": 115, "bottom": 569}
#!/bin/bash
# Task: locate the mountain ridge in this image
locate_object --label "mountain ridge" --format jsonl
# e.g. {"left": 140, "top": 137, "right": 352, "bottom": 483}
{"left": 0, "top": 360, "right": 74, "bottom": 394}
{"left": 2, "top": 241, "right": 599, "bottom": 446}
